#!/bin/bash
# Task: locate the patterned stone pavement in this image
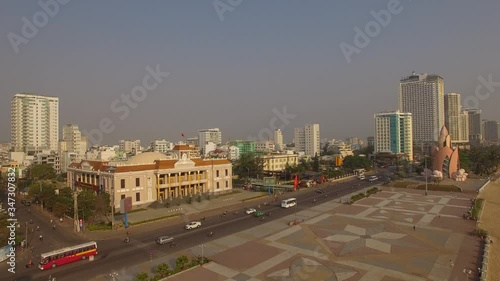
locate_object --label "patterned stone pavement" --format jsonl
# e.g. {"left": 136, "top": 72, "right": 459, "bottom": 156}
{"left": 165, "top": 187, "right": 481, "bottom": 281}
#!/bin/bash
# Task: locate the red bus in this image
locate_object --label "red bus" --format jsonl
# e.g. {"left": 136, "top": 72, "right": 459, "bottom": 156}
{"left": 38, "top": 241, "right": 98, "bottom": 270}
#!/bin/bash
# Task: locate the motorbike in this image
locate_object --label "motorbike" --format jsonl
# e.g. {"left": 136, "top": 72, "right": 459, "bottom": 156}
{"left": 124, "top": 237, "right": 130, "bottom": 243}
{"left": 208, "top": 232, "right": 214, "bottom": 237}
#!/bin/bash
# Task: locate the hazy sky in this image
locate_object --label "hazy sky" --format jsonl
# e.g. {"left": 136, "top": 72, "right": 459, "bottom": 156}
{"left": 1, "top": 0, "right": 499, "bottom": 146}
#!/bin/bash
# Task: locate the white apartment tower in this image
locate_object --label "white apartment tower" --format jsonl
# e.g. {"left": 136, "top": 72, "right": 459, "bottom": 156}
{"left": 274, "top": 129, "right": 283, "bottom": 151}
{"left": 374, "top": 110, "right": 413, "bottom": 160}
{"left": 198, "top": 128, "right": 222, "bottom": 155}
{"left": 444, "top": 93, "right": 461, "bottom": 141}
{"left": 399, "top": 73, "right": 445, "bottom": 144}
{"left": 305, "top": 124, "right": 320, "bottom": 157}
{"left": 11, "top": 93, "right": 59, "bottom": 153}
{"left": 294, "top": 124, "right": 320, "bottom": 157}
{"left": 151, "top": 139, "right": 173, "bottom": 153}
{"left": 459, "top": 110, "right": 469, "bottom": 143}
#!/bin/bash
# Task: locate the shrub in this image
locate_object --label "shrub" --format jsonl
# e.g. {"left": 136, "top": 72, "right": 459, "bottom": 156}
{"left": 134, "top": 272, "right": 149, "bottom": 281}
{"left": 196, "top": 196, "right": 202, "bottom": 203}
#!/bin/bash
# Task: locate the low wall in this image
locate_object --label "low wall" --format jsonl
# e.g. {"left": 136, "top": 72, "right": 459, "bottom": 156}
{"left": 480, "top": 236, "right": 491, "bottom": 281}
{"left": 478, "top": 180, "right": 490, "bottom": 193}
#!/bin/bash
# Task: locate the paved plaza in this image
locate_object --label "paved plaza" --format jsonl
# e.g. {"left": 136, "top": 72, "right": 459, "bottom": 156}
{"left": 165, "top": 187, "right": 481, "bottom": 281}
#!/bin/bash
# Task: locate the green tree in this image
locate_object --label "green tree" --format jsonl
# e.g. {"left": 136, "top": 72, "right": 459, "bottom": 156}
{"left": 459, "top": 149, "right": 471, "bottom": 172}
{"left": 233, "top": 152, "right": 264, "bottom": 180}
{"left": 27, "top": 163, "right": 57, "bottom": 180}
{"left": 470, "top": 145, "right": 500, "bottom": 177}
{"left": 312, "top": 154, "right": 320, "bottom": 172}
{"left": 134, "top": 272, "right": 149, "bottom": 281}
{"left": 175, "top": 255, "right": 190, "bottom": 271}
{"left": 77, "top": 189, "right": 97, "bottom": 222}
{"left": 156, "top": 263, "right": 172, "bottom": 278}
{"left": 342, "top": 155, "right": 371, "bottom": 171}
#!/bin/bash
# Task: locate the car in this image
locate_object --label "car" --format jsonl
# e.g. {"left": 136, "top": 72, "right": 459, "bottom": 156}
{"left": 156, "top": 235, "right": 174, "bottom": 245}
{"left": 315, "top": 189, "right": 325, "bottom": 193}
{"left": 185, "top": 221, "right": 201, "bottom": 230}
{"left": 245, "top": 208, "right": 256, "bottom": 215}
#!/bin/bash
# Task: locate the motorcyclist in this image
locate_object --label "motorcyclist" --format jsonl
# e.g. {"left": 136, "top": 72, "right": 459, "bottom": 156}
{"left": 208, "top": 231, "right": 214, "bottom": 237}
{"left": 125, "top": 236, "right": 130, "bottom": 243}
{"left": 39, "top": 235, "right": 43, "bottom": 241}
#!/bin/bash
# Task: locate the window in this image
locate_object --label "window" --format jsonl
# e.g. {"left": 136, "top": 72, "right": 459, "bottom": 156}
{"left": 136, "top": 178, "right": 140, "bottom": 187}
{"left": 225, "top": 169, "right": 228, "bottom": 176}
{"left": 216, "top": 170, "right": 219, "bottom": 177}
{"left": 216, "top": 182, "right": 220, "bottom": 189}
{"left": 121, "top": 194, "right": 125, "bottom": 200}
{"left": 136, "top": 192, "right": 140, "bottom": 202}
{"left": 121, "top": 179, "right": 125, "bottom": 189}
{"left": 226, "top": 181, "right": 228, "bottom": 188}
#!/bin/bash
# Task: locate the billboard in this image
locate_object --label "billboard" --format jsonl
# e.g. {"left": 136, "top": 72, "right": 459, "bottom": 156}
{"left": 120, "top": 197, "right": 132, "bottom": 213}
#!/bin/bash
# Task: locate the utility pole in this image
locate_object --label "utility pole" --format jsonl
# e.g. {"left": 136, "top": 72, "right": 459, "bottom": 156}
{"left": 25, "top": 221, "right": 28, "bottom": 247}
{"left": 107, "top": 167, "right": 116, "bottom": 230}
{"left": 425, "top": 156, "right": 428, "bottom": 196}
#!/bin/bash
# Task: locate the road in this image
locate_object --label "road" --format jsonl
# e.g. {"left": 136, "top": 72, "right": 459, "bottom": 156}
{"left": 3, "top": 176, "right": 380, "bottom": 281}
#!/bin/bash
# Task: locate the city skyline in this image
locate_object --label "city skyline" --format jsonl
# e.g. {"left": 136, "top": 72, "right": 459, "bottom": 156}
{"left": 1, "top": 1, "right": 500, "bottom": 144}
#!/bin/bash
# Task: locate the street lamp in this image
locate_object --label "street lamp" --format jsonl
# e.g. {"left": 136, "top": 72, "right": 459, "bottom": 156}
{"left": 106, "top": 167, "right": 116, "bottom": 230}
{"left": 424, "top": 156, "right": 428, "bottom": 196}
{"left": 110, "top": 272, "right": 118, "bottom": 281}
{"left": 199, "top": 244, "right": 206, "bottom": 264}
{"left": 463, "top": 269, "right": 472, "bottom": 281}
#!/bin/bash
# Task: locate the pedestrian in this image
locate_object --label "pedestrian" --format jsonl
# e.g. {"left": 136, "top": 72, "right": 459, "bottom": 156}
{"left": 413, "top": 225, "right": 416, "bottom": 231}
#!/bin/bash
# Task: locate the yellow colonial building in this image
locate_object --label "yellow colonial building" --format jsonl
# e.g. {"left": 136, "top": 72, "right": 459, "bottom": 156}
{"left": 67, "top": 145, "right": 233, "bottom": 209}
{"left": 259, "top": 153, "right": 298, "bottom": 173}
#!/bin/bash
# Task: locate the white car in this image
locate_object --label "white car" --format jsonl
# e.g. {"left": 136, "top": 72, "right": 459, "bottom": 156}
{"left": 185, "top": 221, "right": 201, "bottom": 230}
{"left": 245, "top": 208, "right": 257, "bottom": 215}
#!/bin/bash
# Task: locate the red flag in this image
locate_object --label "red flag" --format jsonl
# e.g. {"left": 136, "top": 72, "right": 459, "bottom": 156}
{"left": 293, "top": 174, "right": 299, "bottom": 191}
{"left": 181, "top": 133, "right": 185, "bottom": 137}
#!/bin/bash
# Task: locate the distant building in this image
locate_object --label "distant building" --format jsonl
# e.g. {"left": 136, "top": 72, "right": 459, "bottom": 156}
{"left": 119, "top": 140, "right": 141, "bottom": 154}
{"left": 459, "top": 110, "right": 469, "bottom": 143}
{"left": 151, "top": 139, "right": 173, "bottom": 153}
{"left": 465, "top": 108, "right": 482, "bottom": 146}
{"left": 294, "top": 124, "right": 320, "bottom": 157}
{"left": 259, "top": 153, "right": 298, "bottom": 174}
{"left": 33, "top": 150, "right": 61, "bottom": 174}
{"left": 185, "top": 137, "right": 199, "bottom": 147}
{"left": 444, "top": 93, "right": 463, "bottom": 143}
{"left": 399, "top": 72, "right": 445, "bottom": 145}
{"left": 11, "top": 93, "right": 59, "bottom": 153}
{"left": 367, "top": 136, "right": 375, "bottom": 147}
{"left": 483, "top": 120, "right": 500, "bottom": 144}
{"left": 230, "top": 140, "right": 256, "bottom": 155}
{"left": 198, "top": 128, "right": 222, "bottom": 155}
{"left": 374, "top": 110, "right": 413, "bottom": 160}
{"left": 67, "top": 145, "right": 233, "bottom": 208}
{"left": 255, "top": 140, "right": 275, "bottom": 152}
{"left": 274, "top": 129, "right": 283, "bottom": 151}
{"left": 59, "top": 124, "right": 88, "bottom": 173}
